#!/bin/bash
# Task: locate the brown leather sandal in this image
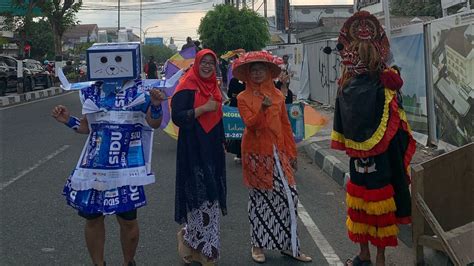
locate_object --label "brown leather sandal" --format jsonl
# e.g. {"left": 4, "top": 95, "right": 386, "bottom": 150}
{"left": 251, "top": 247, "right": 266, "bottom": 263}
{"left": 281, "top": 250, "right": 312, "bottom": 262}
{"left": 176, "top": 228, "right": 192, "bottom": 264}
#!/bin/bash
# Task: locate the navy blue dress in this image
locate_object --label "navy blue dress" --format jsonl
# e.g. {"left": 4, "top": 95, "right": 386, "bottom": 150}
{"left": 171, "top": 90, "right": 227, "bottom": 224}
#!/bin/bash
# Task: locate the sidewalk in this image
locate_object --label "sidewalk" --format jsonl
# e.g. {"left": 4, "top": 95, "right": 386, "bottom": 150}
{"left": 0, "top": 87, "right": 63, "bottom": 107}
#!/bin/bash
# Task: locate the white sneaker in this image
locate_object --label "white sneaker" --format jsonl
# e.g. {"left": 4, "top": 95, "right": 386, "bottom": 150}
{"left": 234, "top": 157, "right": 242, "bottom": 164}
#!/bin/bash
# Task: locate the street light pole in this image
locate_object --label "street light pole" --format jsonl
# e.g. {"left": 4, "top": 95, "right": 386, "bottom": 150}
{"left": 140, "top": 0, "right": 143, "bottom": 43}
{"left": 133, "top": 26, "right": 159, "bottom": 45}
{"left": 144, "top": 26, "right": 159, "bottom": 44}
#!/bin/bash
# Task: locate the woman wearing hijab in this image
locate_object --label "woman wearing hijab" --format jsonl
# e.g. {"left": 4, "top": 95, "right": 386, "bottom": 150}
{"left": 233, "top": 51, "right": 312, "bottom": 263}
{"left": 331, "top": 11, "right": 415, "bottom": 266}
{"left": 171, "top": 49, "right": 227, "bottom": 266}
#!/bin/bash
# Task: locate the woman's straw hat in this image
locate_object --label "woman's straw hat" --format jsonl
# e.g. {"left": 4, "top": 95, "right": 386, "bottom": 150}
{"left": 232, "top": 51, "right": 281, "bottom": 81}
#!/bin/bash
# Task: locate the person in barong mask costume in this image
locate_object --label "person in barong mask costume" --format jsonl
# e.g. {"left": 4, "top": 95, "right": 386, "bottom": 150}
{"left": 330, "top": 11, "right": 416, "bottom": 266}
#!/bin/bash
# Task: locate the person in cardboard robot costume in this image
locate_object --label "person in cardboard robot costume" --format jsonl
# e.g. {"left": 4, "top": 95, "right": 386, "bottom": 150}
{"left": 51, "top": 42, "right": 165, "bottom": 266}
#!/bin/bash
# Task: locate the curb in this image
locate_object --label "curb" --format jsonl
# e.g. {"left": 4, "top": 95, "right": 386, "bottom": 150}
{"left": 0, "top": 87, "right": 63, "bottom": 107}
{"left": 304, "top": 141, "right": 349, "bottom": 188}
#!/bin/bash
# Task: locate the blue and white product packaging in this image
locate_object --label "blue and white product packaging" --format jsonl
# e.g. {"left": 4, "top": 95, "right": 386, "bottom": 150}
{"left": 64, "top": 82, "right": 155, "bottom": 214}
{"left": 61, "top": 42, "right": 158, "bottom": 215}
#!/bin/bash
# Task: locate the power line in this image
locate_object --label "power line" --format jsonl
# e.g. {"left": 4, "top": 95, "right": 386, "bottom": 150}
{"left": 82, "top": 0, "right": 214, "bottom": 10}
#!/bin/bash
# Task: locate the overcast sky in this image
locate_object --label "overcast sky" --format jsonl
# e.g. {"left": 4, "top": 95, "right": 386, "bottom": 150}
{"left": 78, "top": 0, "right": 352, "bottom": 46}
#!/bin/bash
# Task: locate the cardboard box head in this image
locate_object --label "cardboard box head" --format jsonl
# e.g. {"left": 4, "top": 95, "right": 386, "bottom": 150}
{"left": 87, "top": 42, "right": 141, "bottom": 81}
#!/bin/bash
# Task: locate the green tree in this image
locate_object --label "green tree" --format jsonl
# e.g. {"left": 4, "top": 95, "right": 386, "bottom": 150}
{"left": 39, "top": 0, "right": 82, "bottom": 57}
{"left": 1, "top": 0, "right": 49, "bottom": 58}
{"left": 142, "top": 45, "right": 175, "bottom": 64}
{"left": 2, "top": 1, "right": 82, "bottom": 58}
{"left": 198, "top": 4, "right": 270, "bottom": 55}
{"left": 391, "top": 0, "right": 442, "bottom": 18}
{"left": 71, "top": 41, "right": 93, "bottom": 60}
{"left": 28, "top": 19, "right": 55, "bottom": 60}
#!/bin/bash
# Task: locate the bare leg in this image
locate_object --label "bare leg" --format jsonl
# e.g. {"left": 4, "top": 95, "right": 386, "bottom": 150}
{"left": 359, "top": 243, "right": 371, "bottom": 261}
{"left": 376, "top": 247, "right": 385, "bottom": 266}
{"left": 84, "top": 216, "right": 106, "bottom": 266}
{"left": 116, "top": 216, "right": 139, "bottom": 266}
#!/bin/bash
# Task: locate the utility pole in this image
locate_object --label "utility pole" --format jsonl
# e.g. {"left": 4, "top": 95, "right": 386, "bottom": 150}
{"left": 252, "top": 0, "right": 254, "bottom": 10}
{"left": 285, "top": 0, "right": 291, "bottom": 43}
{"left": 118, "top": 0, "right": 121, "bottom": 31}
{"left": 382, "top": 0, "right": 391, "bottom": 39}
{"left": 264, "top": 0, "right": 267, "bottom": 18}
{"left": 236, "top": 0, "right": 240, "bottom": 10}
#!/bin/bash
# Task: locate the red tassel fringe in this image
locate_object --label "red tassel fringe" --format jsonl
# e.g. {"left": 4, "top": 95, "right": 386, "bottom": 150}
{"left": 348, "top": 208, "right": 397, "bottom": 227}
{"left": 348, "top": 231, "right": 398, "bottom": 247}
{"left": 347, "top": 181, "right": 394, "bottom": 202}
{"left": 331, "top": 139, "right": 346, "bottom": 150}
{"left": 380, "top": 70, "right": 404, "bottom": 91}
{"left": 401, "top": 121, "right": 416, "bottom": 184}
{"left": 397, "top": 216, "right": 412, "bottom": 225}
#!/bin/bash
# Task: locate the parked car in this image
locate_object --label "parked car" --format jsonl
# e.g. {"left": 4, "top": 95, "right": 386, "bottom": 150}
{"left": 0, "top": 63, "right": 8, "bottom": 96}
{"left": 0, "top": 55, "right": 35, "bottom": 93}
{"left": 23, "top": 59, "right": 53, "bottom": 89}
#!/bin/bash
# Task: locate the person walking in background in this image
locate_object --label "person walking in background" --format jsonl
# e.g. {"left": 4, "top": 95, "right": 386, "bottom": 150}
{"left": 62, "top": 60, "right": 74, "bottom": 76}
{"left": 181, "top": 36, "right": 195, "bottom": 50}
{"left": 275, "top": 55, "right": 294, "bottom": 103}
{"left": 233, "top": 51, "right": 312, "bottom": 264}
{"left": 145, "top": 56, "right": 158, "bottom": 79}
{"left": 226, "top": 76, "right": 246, "bottom": 163}
{"left": 194, "top": 40, "right": 202, "bottom": 52}
{"left": 275, "top": 71, "right": 293, "bottom": 104}
{"left": 330, "top": 11, "right": 415, "bottom": 266}
{"left": 171, "top": 49, "right": 227, "bottom": 266}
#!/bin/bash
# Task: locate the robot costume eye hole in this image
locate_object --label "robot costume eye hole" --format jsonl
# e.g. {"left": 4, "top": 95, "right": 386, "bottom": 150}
{"left": 100, "top": 57, "right": 108, "bottom": 63}
{"left": 115, "top": 56, "right": 122, "bottom": 62}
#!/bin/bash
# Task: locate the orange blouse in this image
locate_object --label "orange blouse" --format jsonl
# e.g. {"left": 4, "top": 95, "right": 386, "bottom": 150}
{"left": 237, "top": 88, "right": 297, "bottom": 189}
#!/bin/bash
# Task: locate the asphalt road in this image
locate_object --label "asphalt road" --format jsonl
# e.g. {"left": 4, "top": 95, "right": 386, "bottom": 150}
{"left": 0, "top": 92, "right": 410, "bottom": 265}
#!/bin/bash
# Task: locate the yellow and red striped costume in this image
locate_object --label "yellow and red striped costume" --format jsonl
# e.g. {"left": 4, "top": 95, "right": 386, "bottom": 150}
{"left": 331, "top": 69, "right": 416, "bottom": 247}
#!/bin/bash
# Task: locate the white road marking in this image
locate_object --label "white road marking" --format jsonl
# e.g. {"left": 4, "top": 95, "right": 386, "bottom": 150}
{"left": 298, "top": 201, "right": 344, "bottom": 265}
{"left": 0, "top": 91, "right": 75, "bottom": 111}
{"left": 0, "top": 145, "right": 70, "bottom": 191}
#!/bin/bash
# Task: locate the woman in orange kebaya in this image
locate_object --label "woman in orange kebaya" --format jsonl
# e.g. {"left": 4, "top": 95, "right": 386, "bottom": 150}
{"left": 233, "top": 51, "right": 312, "bottom": 264}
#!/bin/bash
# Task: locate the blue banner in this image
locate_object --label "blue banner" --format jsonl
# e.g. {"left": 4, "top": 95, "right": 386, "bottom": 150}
{"left": 222, "top": 103, "right": 305, "bottom": 141}
{"left": 222, "top": 105, "right": 245, "bottom": 139}
{"left": 145, "top": 37, "right": 164, "bottom": 46}
{"left": 287, "top": 103, "right": 305, "bottom": 142}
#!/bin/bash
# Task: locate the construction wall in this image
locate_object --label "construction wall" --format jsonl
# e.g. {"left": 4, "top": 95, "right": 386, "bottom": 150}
{"left": 303, "top": 39, "right": 341, "bottom": 106}
{"left": 429, "top": 12, "right": 474, "bottom": 146}
{"left": 391, "top": 24, "right": 429, "bottom": 139}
